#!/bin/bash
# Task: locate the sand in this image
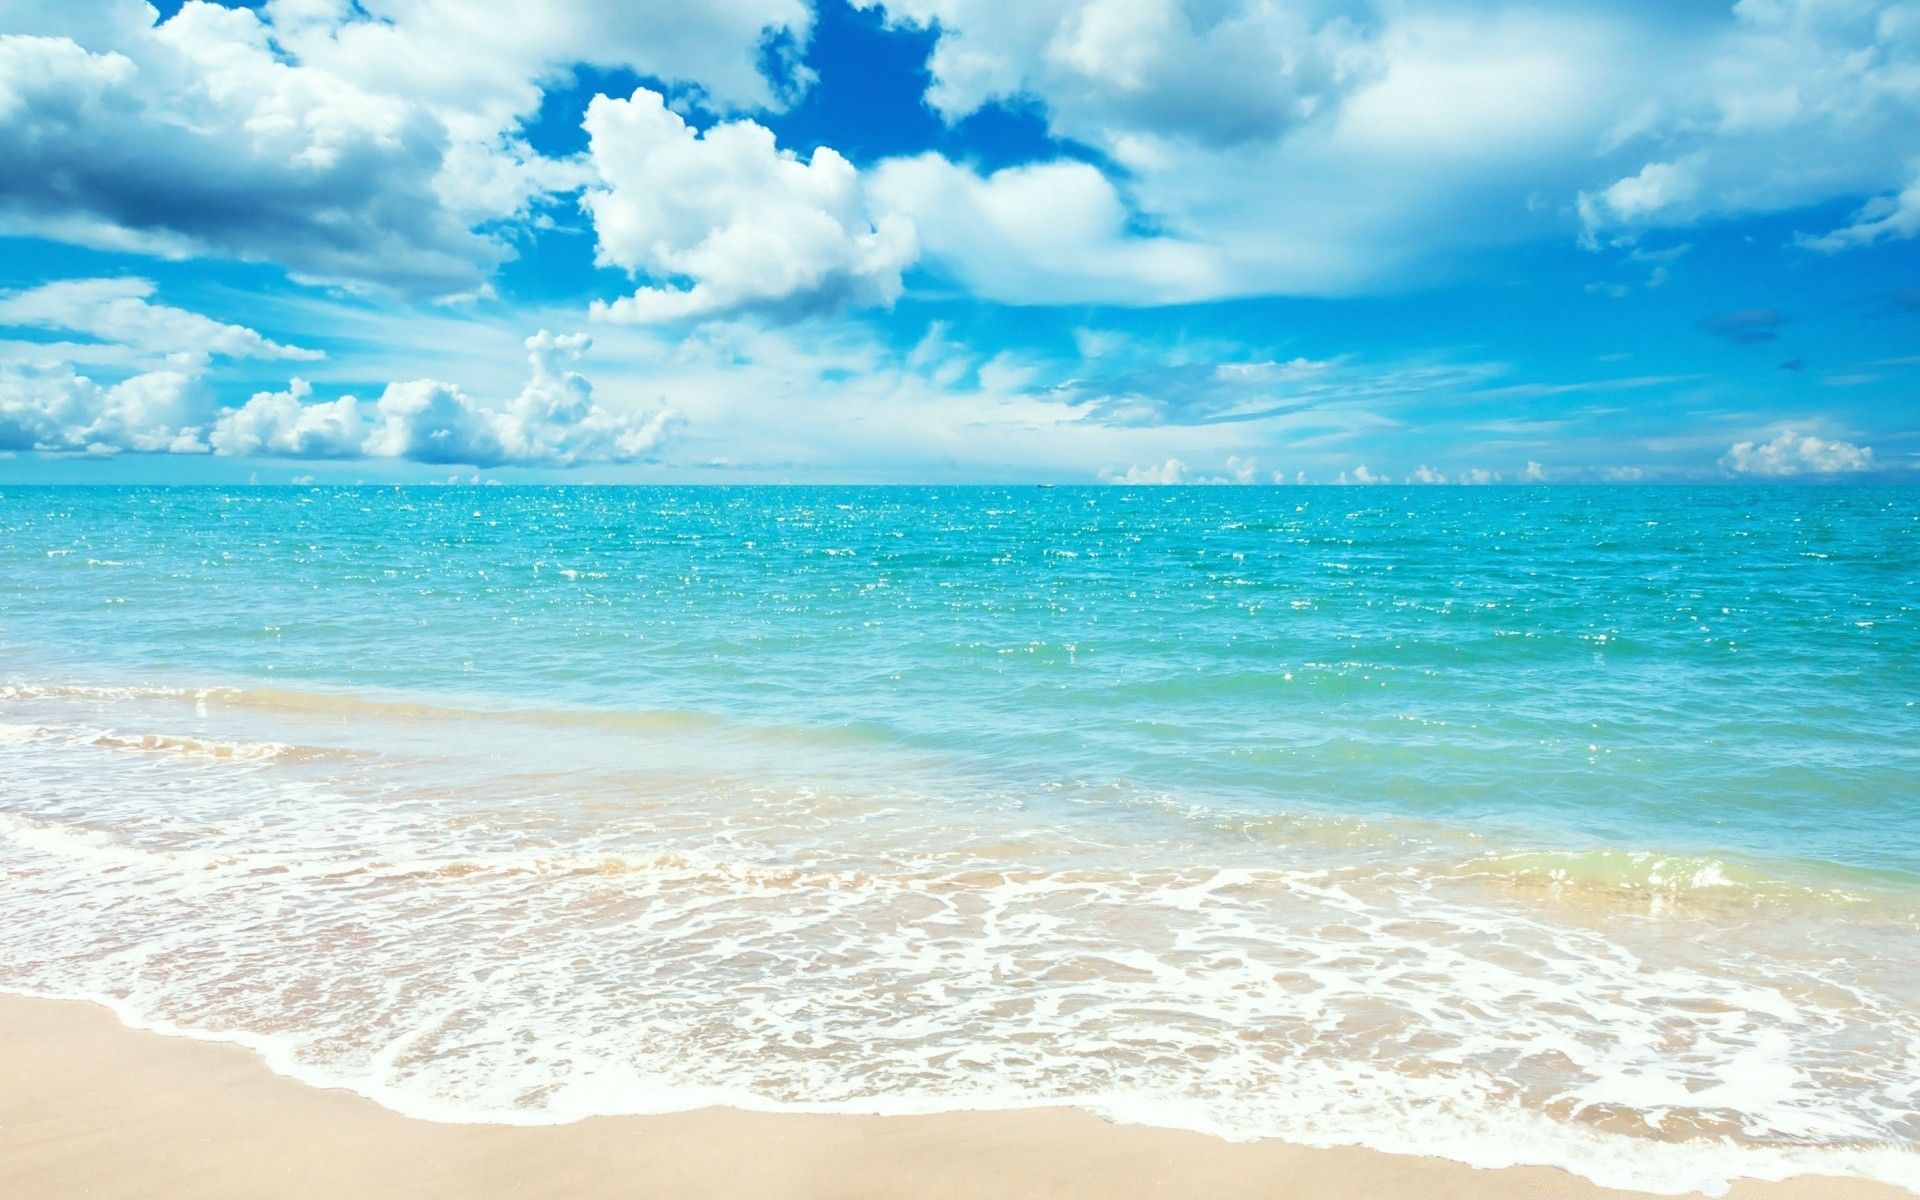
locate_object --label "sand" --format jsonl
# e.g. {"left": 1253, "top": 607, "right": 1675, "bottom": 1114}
{"left": 0, "top": 992, "right": 1909, "bottom": 1200}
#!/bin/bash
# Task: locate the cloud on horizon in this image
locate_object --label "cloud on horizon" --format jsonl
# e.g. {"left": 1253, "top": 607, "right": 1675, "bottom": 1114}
{"left": 2, "top": 325, "right": 681, "bottom": 467}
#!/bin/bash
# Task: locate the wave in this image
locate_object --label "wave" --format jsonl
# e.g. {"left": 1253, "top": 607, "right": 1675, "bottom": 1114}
{"left": 0, "top": 719, "right": 346, "bottom": 764}
{"left": 3, "top": 796, "right": 1918, "bottom": 1196}
{"left": 1, "top": 678, "right": 881, "bottom": 750}
{"left": 0, "top": 682, "right": 237, "bottom": 704}
{"left": 1447, "top": 848, "right": 1896, "bottom": 915}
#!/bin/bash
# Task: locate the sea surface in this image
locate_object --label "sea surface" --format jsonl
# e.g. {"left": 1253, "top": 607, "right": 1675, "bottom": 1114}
{"left": 1, "top": 484, "right": 1916, "bottom": 1194}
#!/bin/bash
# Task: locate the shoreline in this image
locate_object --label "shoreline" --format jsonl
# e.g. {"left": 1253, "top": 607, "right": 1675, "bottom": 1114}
{"left": 2, "top": 993, "right": 1911, "bottom": 1200}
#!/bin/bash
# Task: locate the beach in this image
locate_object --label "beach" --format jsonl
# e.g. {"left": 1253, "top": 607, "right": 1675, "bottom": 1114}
{"left": 2, "top": 485, "right": 1916, "bottom": 1196}
{"left": 5, "top": 992, "right": 1911, "bottom": 1200}
{"left": 9, "top": 0, "right": 1919, "bottom": 1189}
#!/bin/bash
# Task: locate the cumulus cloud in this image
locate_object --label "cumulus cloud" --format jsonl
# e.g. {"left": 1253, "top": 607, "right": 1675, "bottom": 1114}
{"left": 213, "top": 331, "right": 682, "bottom": 466}
{"left": 860, "top": 0, "right": 1375, "bottom": 148}
{"left": 1100, "top": 457, "right": 1188, "bottom": 484}
{"left": 584, "top": 89, "right": 917, "bottom": 323}
{"left": 208, "top": 380, "right": 364, "bottom": 458}
{"left": 7, "top": 0, "right": 1916, "bottom": 311}
{"left": 0, "top": 14, "right": 497, "bottom": 294}
{"left": 1720, "top": 430, "right": 1875, "bottom": 477}
{"left": 0, "top": 277, "right": 322, "bottom": 361}
{"left": 1579, "top": 0, "right": 1920, "bottom": 245}
{"left": 848, "top": 0, "right": 1920, "bottom": 298}
{"left": 867, "top": 155, "right": 1220, "bottom": 305}
{"left": 0, "top": 361, "right": 206, "bottom": 454}
{"left": 0, "top": 0, "right": 811, "bottom": 293}
{"left": 2, "top": 317, "right": 678, "bottom": 466}
{"left": 261, "top": 0, "right": 813, "bottom": 124}
{"left": 847, "top": 3, "right": 1656, "bottom": 298}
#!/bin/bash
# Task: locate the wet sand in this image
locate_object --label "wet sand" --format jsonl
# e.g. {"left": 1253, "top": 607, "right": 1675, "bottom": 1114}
{"left": 0, "top": 993, "right": 1909, "bottom": 1200}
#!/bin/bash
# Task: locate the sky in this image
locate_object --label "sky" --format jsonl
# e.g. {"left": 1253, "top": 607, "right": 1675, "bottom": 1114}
{"left": 0, "top": 0, "right": 1915, "bottom": 485}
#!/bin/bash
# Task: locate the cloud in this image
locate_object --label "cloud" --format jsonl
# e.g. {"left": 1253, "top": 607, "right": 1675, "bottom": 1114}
{"left": 213, "top": 331, "right": 682, "bottom": 466}
{"left": 874, "top": 0, "right": 1919, "bottom": 298}
{"left": 0, "top": 277, "right": 322, "bottom": 361}
{"left": 1578, "top": 0, "right": 1920, "bottom": 244}
{"left": 1720, "top": 430, "right": 1875, "bottom": 477}
{"left": 1801, "top": 174, "right": 1920, "bottom": 252}
{"left": 1055, "top": 344, "right": 1481, "bottom": 432}
{"left": 1100, "top": 457, "right": 1188, "bottom": 484}
{"left": 0, "top": 0, "right": 812, "bottom": 293}
{"left": 1698, "top": 308, "right": 1788, "bottom": 345}
{"left": 849, "top": 1, "right": 1910, "bottom": 297}
{"left": 0, "top": 361, "right": 206, "bottom": 454}
{"left": 584, "top": 89, "right": 917, "bottom": 323}
{"left": 2, "top": 317, "right": 678, "bottom": 466}
{"left": 262, "top": 0, "right": 813, "bottom": 122}
{"left": 861, "top": 0, "right": 1376, "bottom": 148}
{"left": 9, "top": 0, "right": 1917, "bottom": 314}
{"left": 867, "top": 155, "right": 1221, "bottom": 305}
{"left": 0, "top": 17, "right": 499, "bottom": 294}
{"left": 854, "top": 3, "right": 1658, "bottom": 297}
{"left": 208, "top": 380, "right": 366, "bottom": 459}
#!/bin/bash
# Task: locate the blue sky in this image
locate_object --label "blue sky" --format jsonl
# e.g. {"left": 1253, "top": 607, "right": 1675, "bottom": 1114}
{"left": 0, "top": 0, "right": 1915, "bottom": 483}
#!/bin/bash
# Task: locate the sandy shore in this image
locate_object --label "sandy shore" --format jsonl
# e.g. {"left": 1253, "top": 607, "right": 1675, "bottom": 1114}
{"left": 0, "top": 993, "right": 1909, "bottom": 1200}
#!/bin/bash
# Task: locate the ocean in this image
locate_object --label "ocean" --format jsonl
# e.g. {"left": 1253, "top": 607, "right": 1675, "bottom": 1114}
{"left": 1, "top": 484, "right": 1915, "bottom": 1194}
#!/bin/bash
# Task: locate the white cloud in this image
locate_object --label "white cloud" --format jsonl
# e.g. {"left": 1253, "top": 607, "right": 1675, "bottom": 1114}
{"left": 1, "top": 312, "right": 678, "bottom": 466}
{"left": 1339, "top": 464, "right": 1387, "bottom": 484}
{"left": 1581, "top": 159, "right": 1700, "bottom": 233}
{"left": 855, "top": 0, "right": 1917, "bottom": 297}
{"left": 867, "top": 154, "right": 1221, "bottom": 304}
{"left": 6, "top": 0, "right": 1916, "bottom": 313}
{"left": 0, "top": 0, "right": 811, "bottom": 293}
{"left": 1523, "top": 461, "right": 1548, "bottom": 482}
{"left": 0, "top": 277, "right": 322, "bottom": 361}
{"left": 1410, "top": 464, "right": 1445, "bottom": 483}
{"left": 491, "top": 330, "right": 687, "bottom": 466}
{"left": 861, "top": 0, "right": 1373, "bottom": 147}
{"left": 213, "top": 331, "right": 682, "bottom": 466}
{"left": 1801, "top": 173, "right": 1920, "bottom": 251}
{"left": 209, "top": 380, "right": 366, "bottom": 458}
{"left": 584, "top": 89, "right": 916, "bottom": 323}
{"left": 260, "top": 0, "right": 812, "bottom": 124}
{"left": 1720, "top": 430, "right": 1876, "bottom": 477}
{"left": 854, "top": 4, "right": 1651, "bottom": 298}
{"left": 0, "top": 14, "right": 494, "bottom": 293}
{"left": 1100, "top": 457, "right": 1187, "bottom": 484}
{"left": 1580, "top": 0, "right": 1920, "bottom": 244}
{"left": 0, "top": 361, "right": 206, "bottom": 454}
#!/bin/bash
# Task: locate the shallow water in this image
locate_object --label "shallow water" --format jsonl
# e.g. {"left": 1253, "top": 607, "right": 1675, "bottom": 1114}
{"left": 1, "top": 485, "right": 1915, "bottom": 1194}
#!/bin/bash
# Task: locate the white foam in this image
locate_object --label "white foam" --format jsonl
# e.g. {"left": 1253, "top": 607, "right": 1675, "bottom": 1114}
{"left": 1, "top": 703, "right": 1916, "bottom": 1197}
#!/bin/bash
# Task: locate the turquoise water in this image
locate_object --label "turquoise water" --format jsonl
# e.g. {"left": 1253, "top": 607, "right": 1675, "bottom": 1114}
{"left": 2, "top": 485, "right": 1917, "bottom": 1193}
